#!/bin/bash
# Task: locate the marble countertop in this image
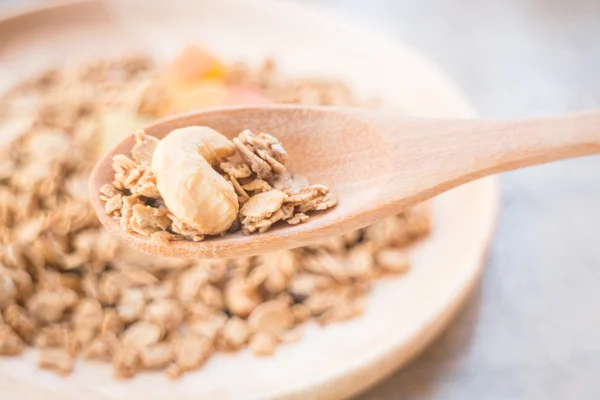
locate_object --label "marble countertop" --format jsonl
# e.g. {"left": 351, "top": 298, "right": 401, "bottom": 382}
{"left": 3, "top": 0, "right": 600, "bottom": 399}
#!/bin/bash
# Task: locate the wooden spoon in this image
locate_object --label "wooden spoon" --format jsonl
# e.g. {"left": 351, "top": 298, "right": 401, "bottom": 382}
{"left": 90, "top": 105, "right": 600, "bottom": 258}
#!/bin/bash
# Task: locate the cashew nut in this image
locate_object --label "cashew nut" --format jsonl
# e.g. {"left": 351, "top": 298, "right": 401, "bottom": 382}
{"left": 152, "top": 126, "right": 239, "bottom": 235}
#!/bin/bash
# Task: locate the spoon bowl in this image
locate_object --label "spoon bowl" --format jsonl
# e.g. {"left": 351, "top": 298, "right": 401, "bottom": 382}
{"left": 90, "top": 104, "right": 600, "bottom": 258}
{"left": 90, "top": 105, "right": 394, "bottom": 258}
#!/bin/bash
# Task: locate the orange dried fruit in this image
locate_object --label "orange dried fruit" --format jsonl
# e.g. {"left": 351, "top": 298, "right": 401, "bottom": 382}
{"left": 167, "top": 44, "right": 227, "bottom": 86}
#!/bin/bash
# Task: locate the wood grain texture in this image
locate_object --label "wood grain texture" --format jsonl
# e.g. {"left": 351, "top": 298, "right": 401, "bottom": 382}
{"left": 91, "top": 106, "right": 600, "bottom": 259}
{"left": 0, "top": 0, "right": 498, "bottom": 398}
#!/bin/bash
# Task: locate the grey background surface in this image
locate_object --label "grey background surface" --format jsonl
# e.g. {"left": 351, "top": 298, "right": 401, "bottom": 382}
{"left": 311, "top": 1, "right": 600, "bottom": 399}
{"left": 3, "top": 0, "right": 600, "bottom": 399}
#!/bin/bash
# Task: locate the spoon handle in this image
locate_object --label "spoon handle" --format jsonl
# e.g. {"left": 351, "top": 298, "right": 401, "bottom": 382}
{"left": 447, "top": 109, "right": 600, "bottom": 178}
{"left": 361, "top": 108, "right": 600, "bottom": 206}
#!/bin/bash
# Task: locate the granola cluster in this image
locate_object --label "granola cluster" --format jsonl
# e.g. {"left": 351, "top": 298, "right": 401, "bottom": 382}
{"left": 100, "top": 128, "right": 337, "bottom": 241}
{"left": 0, "top": 45, "right": 430, "bottom": 379}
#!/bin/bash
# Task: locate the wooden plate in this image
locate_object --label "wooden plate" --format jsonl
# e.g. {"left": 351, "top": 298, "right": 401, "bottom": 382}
{"left": 0, "top": 1, "right": 499, "bottom": 399}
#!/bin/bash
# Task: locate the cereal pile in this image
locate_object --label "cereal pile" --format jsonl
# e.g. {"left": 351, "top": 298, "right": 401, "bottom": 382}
{"left": 101, "top": 126, "right": 337, "bottom": 241}
{"left": 0, "top": 45, "right": 430, "bottom": 378}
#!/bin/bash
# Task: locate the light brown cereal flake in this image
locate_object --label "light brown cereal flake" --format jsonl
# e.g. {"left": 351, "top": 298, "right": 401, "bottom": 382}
{"left": 346, "top": 245, "right": 376, "bottom": 280}
{"left": 150, "top": 230, "right": 182, "bottom": 243}
{"left": 224, "top": 279, "right": 261, "bottom": 318}
{"left": 375, "top": 248, "right": 410, "bottom": 273}
{"left": 120, "top": 321, "right": 161, "bottom": 349}
{"left": 247, "top": 300, "right": 293, "bottom": 335}
{"left": 112, "top": 154, "right": 137, "bottom": 181}
{"left": 129, "top": 204, "right": 171, "bottom": 236}
{"left": 143, "top": 280, "right": 175, "bottom": 301}
{"left": 302, "top": 251, "right": 349, "bottom": 283}
{"left": 271, "top": 172, "right": 309, "bottom": 195}
{"left": 101, "top": 309, "right": 124, "bottom": 335}
{"left": 249, "top": 332, "right": 277, "bottom": 356}
{"left": 35, "top": 324, "right": 78, "bottom": 355}
{"left": 288, "top": 273, "right": 335, "bottom": 298}
{"left": 82, "top": 333, "right": 119, "bottom": 362}
{"left": 218, "top": 317, "right": 250, "bottom": 350}
{"left": 220, "top": 161, "right": 251, "bottom": 179}
{"left": 119, "top": 195, "right": 143, "bottom": 232}
{"left": 176, "top": 265, "right": 210, "bottom": 305}
{"left": 278, "top": 326, "right": 304, "bottom": 344}
{"left": 98, "top": 270, "right": 127, "bottom": 306}
{"left": 240, "top": 190, "right": 287, "bottom": 229}
{"left": 0, "top": 324, "right": 26, "bottom": 355}
{"left": 168, "top": 214, "right": 205, "bottom": 241}
{"left": 242, "top": 179, "right": 273, "bottom": 193}
{"left": 237, "top": 129, "right": 287, "bottom": 175}
{"left": 113, "top": 345, "right": 141, "bottom": 379}
{"left": 198, "top": 285, "right": 224, "bottom": 310}
{"left": 117, "top": 288, "right": 146, "bottom": 323}
{"left": 120, "top": 268, "right": 159, "bottom": 287}
{"left": 72, "top": 298, "right": 103, "bottom": 331}
{"left": 232, "top": 138, "right": 274, "bottom": 180}
{"left": 229, "top": 175, "right": 249, "bottom": 200}
{"left": 0, "top": 268, "right": 16, "bottom": 310}
{"left": 38, "top": 348, "right": 75, "bottom": 376}
{"left": 187, "top": 312, "right": 227, "bottom": 341}
{"left": 251, "top": 250, "right": 297, "bottom": 294}
{"left": 104, "top": 193, "right": 123, "bottom": 215}
{"left": 4, "top": 304, "right": 37, "bottom": 343}
{"left": 287, "top": 212, "right": 308, "bottom": 225}
{"left": 171, "top": 334, "right": 212, "bottom": 376}
{"left": 287, "top": 184, "right": 338, "bottom": 213}
{"left": 144, "top": 298, "right": 183, "bottom": 333}
{"left": 131, "top": 130, "right": 160, "bottom": 164}
{"left": 140, "top": 342, "right": 173, "bottom": 370}
{"left": 99, "top": 183, "right": 120, "bottom": 198}
{"left": 26, "top": 289, "right": 77, "bottom": 324}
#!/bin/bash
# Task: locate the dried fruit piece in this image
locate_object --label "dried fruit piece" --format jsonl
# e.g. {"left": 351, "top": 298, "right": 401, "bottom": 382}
{"left": 167, "top": 44, "right": 227, "bottom": 86}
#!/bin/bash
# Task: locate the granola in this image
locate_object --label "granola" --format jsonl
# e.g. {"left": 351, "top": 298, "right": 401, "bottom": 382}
{"left": 0, "top": 45, "right": 430, "bottom": 379}
{"left": 101, "top": 128, "right": 335, "bottom": 239}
